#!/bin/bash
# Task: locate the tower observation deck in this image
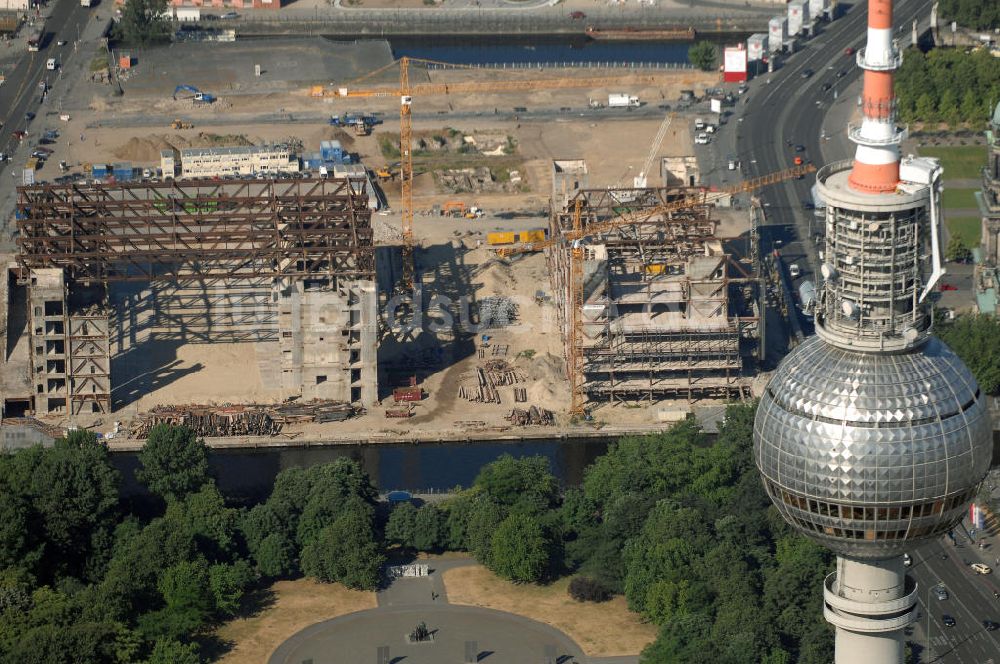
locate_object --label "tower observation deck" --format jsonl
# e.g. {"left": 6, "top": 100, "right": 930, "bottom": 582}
{"left": 753, "top": 1, "right": 994, "bottom": 663}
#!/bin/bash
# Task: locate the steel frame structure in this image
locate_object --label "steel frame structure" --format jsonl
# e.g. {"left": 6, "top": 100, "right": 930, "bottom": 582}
{"left": 15, "top": 178, "right": 375, "bottom": 283}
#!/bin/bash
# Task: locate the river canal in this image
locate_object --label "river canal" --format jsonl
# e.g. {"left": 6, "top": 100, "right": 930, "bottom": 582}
{"left": 111, "top": 437, "right": 615, "bottom": 503}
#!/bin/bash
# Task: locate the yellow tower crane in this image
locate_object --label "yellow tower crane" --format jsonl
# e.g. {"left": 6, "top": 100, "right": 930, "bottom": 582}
{"left": 315, "top": 57, "right": 685, "bottom": 289}
{"left": 498, "top": 163, "right": 817, "bottom": 415}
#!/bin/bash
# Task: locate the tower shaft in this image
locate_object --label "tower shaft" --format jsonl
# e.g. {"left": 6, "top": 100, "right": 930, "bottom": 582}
{"left": 825, "top": 557, "right": 918, "bottom": 664}
{"left": 848, "top": 0, "right": 906, "bottom": 193}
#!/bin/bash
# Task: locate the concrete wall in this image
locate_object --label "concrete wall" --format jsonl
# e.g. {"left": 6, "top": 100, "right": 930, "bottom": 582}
{"left": 278, "top": 279, "right": 378, "bottom": 407}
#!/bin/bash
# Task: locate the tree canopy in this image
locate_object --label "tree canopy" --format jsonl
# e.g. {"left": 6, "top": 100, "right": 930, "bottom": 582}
{"left": 938, "top": 0, "right": 1000, "bottom": 30}
{"left": 136, "top": 425, "right": 210, "bottom": 502}
{"left": 895, "top": 46, "right": 1000, "bottom": 127}
{"left": 115, "top": 0, "right": 172, "bottom": 47}
{"left": 936, "top": 313, "right": 1000, "bottom": 394}
{"left": 1, "top": 410, "right": 835, "bottom": 661}
{"left": 688, "top": 42, "right": 718, "bottom": 72}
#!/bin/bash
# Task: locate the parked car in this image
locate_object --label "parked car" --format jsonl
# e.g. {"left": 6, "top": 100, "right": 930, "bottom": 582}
{"left": 221, "top": 11, "right": 239, "bottom": 19}
{"left": 694, "top": 133, "right": 710, "bottom": 145}
{"left": 971, "top": 563, "right": 992, "bottom": 575}
{"left": 57, "top": 39, "right": 67, "bottom": 46}
{"left": 903, "top": 553, "right": 912, "bottom": 567}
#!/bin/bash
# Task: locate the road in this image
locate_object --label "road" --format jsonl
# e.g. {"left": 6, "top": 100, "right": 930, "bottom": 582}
{"left": 0, "top": 0, "right": 91, "bottom": 177}
{"left": 912, "top": 535, "right": 1000, "bottom": 664}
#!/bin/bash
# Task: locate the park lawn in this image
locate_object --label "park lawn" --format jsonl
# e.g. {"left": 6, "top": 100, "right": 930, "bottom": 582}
{"left": 442, "top": 565, "right": 658, "bottom": 657}
{"left": 940, "top": 188, "right": 979, "bottom": 211}
{"left": 918, "top": 146, "right": 986, "bottom": 179}
{"left": 945, "top": 215, "right": 981, "bottom": 247}
{"left": 211, "top": 578, "right": 377, "bottom": 664}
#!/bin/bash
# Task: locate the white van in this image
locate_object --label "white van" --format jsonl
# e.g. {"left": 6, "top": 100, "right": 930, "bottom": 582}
{"left": 46, "top": 58, "right": 57, "bottom": 71}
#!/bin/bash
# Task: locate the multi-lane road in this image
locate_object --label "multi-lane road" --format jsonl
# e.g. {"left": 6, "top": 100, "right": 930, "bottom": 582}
{"left": 734, "top": 0, "right": 933, "bottom": 291}
{"left": 0, "top": 0, "right": 91, "bottom": 174}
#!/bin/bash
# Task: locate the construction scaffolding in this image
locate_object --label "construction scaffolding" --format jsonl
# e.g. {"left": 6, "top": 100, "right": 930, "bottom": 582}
{"left": 14, "top": 178, "right": 379, "bottom": 415}
{"left": 15, "top": 178, "right": 374, "bottom": 282}
{"left": 547, "top": 183, "right": 757, "bottom": 404}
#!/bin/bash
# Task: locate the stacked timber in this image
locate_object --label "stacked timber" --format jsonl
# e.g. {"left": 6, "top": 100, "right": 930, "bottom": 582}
{"left": 130, "top": 400, "right": 356, "bottom": 438}
{"left": 270, "top": 400, "right": 356, "bottom": 424}
{"left": 506, "top": 406, "right": 555, "bottom": 427}
{"left": 458, "top": 367, "right": 501, "bottom": 404}
{"left": 130, "top": 404, "right": 281, "bottom": 438}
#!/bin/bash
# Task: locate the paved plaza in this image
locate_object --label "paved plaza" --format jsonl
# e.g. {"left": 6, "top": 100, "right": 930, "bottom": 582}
{"left": 268, "top": 558, "right": 607, "bottom": 664}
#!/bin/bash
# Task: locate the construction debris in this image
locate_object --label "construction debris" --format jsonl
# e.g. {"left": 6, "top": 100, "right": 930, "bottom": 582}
{"left": 506, "top": 406, "right": 555, "bottom": 426}
{"left": 130, "top": 400, "right": 356, "bottom": 438}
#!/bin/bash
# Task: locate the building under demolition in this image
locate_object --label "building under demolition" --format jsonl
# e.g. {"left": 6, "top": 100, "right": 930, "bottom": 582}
{"left": 9, "top": 177, "right": 377, "bottom": 417}
{"left": 548, "top": 163, "right": 759, "bottom": 404}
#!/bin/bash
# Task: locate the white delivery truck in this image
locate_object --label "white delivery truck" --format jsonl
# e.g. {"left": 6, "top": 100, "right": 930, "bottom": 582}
{"left": 608, "top": 93, "right": 640, "bottom": 108}
{"left": 81, "top": 0, "right": 91, "bottom": 7}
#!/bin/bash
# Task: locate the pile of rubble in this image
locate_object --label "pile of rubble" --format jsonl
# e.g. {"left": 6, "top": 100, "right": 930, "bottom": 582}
{"left": 130, "top": 400, "right": 356, "bottom": 438}
{"left": 437, "top": 167, "right": 518, "bottom": 194}
{"left": 506, "top": 406, "right": 555, "bottom": 426}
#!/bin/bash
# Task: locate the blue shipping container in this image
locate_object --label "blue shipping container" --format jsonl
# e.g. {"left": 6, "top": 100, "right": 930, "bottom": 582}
{"left": 320, "top": 140, "right": 343, "bottom": 162}
{"left": 112, "top": 162, "right": 132, "bottom": 180}
{"left": 302, "top": 152, "right": 325, "bottom": 170}
{"left": 92, "top": 164, "right": 109, "bottom": 177}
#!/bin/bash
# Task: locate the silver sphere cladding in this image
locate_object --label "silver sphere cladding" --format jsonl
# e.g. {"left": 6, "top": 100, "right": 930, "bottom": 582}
{"left": 753, "top": 335, "right": 992, "bottom": 559}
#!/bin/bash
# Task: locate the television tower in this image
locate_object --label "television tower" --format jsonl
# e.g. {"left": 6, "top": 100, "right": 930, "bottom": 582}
{"left": 753, "top": 0, "right": 993, "bottom": 662}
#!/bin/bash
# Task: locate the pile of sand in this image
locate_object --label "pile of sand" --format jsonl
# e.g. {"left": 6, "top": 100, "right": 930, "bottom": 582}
{"left": 322, "top": 126, "right": 356, "bottom": 148}
{"left": 113, "top": 132, "right": 255, "bottom": 162}
{"left": 476, "top": 259, "right": 516, "bottom": 295}
{"left": 521, "top": 352, "right": 568, "bottom": 410}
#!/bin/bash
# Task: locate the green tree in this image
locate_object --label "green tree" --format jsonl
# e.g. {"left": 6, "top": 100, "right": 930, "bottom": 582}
{"left": 385, "top": 502, "right": 418, "bottom": 548}
{"left": 488, "top": 513, "right": 549, "bottom": 583}
{"left": 473, "top": 455, "right": 560, "bottom": 515}
{"left": 116, "top": 0, "right": 172, "bottom": 47}
{"left": 688, "top": 41, "right": 718, "bottom": 71}
{"left": 960, "top": 88, "right": 984, "bottom": 124}
{"left": 145, "top": 639, "right": 202, "bottom": 664}
{"left": 946, "top": 236, "right": 972, "bottom": 263}
{"left": 465, "top": 497, "right": 506, "bottom": 564}
{"left": 938, "top": 88, "right": 961, "bottom": 127}
{"left": 136, "top": 425, "right": 210, "bottom": 502}
{"left": 252, "top": 532, "right": 297, "bottom": 578}
{"left": 0, "top": 431, "right": 120, "bottom": 582}
{"left": 412, "top": 504, "right": 446, "bottom": 552}
{"left": 936, "top": 314, "right": 1000, "bottom": 394}
{"left": 166, "top": 484, "right": 240, "bottom": 560}
{"left": 209, "top": 560, "right": 256, "bottom": 617}
{"left": 300, "top": 509, "right": 384, "bottom": 590}
{"left": 914, "top": 92, "right": 938, "bottom": 122}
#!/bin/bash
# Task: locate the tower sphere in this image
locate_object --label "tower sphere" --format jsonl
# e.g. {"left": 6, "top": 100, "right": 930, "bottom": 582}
{"left": 753, "top": 335, "right": 992, "bottom": 559}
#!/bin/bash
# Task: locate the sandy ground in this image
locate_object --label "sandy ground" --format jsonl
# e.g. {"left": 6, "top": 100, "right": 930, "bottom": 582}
{"left": 211, "top": 578, "right": 377, "bottom": 664}
{"left": 442, "top": 565, "right": 658, "bottom": 657}
{"left": 17, "top": 47, "right": 735, "bottom": 432}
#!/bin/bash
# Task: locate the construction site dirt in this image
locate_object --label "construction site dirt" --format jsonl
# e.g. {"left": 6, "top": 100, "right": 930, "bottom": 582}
{"left": 1, "top": 36, "right": 769, "bottom": 448}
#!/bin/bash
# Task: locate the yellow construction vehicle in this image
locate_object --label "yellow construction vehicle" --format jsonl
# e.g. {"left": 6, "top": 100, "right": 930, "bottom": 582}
{"left": 327, "top": 56, "right": 692, "bottom": 288}
{"left": 375, "top": 166, "right": 395, "bottom": 181}
{"left": 170, "top": 119, "right": 193, "bottom": 130}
